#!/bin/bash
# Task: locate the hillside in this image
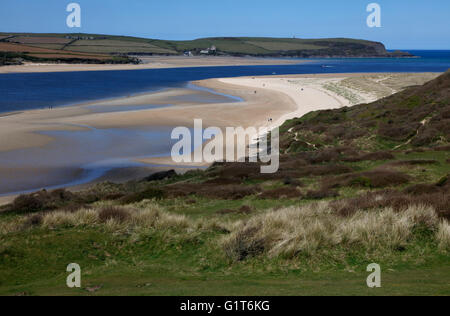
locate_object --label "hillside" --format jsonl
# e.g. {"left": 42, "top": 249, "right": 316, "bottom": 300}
{"left": 281, "top": 70, "right": 450, "bottom": 152}
{"left": 0, "top": 33, "right": 412, "bottom": 59}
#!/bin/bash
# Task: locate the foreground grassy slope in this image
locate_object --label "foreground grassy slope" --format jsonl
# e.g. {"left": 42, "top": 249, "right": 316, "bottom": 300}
{"left": 0, "top": 73, "right": 449, "bottom": 296}
{"left": 0, "top": 33, "right": 412, "bottom": 58}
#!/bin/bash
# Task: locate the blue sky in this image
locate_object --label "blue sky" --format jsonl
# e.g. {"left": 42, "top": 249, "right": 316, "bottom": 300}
{"left": 0, "top": 0, "right": 449, "bottom": 49}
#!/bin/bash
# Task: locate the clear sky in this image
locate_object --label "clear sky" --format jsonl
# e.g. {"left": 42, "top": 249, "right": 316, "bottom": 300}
{"left": 0, "top": 0, "right": 449, "bottom": 49}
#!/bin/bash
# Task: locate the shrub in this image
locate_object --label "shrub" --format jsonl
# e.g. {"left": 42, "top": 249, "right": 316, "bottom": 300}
{"left": 283, "top": 177, "right": 303, "bottom": 186}
{"left": 8, "top": 188, "right": 99, "bottom": 214}
{"left": 143, "top": 170, "right": 177, "bottom": 182}
{"left": 404, "top": 184, "right": 441, "bottom": 195}
{"left": 343, "top": 151, "right": 395, "bottom": 162}
{"left": 98, "top": 206, "right": 131, "bottom": 223}
{"left": 325, "top": 171, "right": 410, "bottom": 189}
{"left": 12, "top": 195, "right": 44, "bottom": 213}
{"left": 120, "top": 188, "right": 165, "bottom": 204}
{"left": 26, "top": 214, "right": 43, "bottom": 227}
{"left": 387, "top": 160, "right": 439, "bottom": 167}
{"left": 165, "top": 184, "right": 259, "bottom": 200}
{"left": 239, "top": 205, "right": 253, "bottom": 214}
{"left": 306, "top": 188, "right": 339, "bottom": 200}
{"left": 436, "top": 174, "right": 449, "bottom": 187}
{"left": 259, "top": 187, "right": 303, "bottom": 199}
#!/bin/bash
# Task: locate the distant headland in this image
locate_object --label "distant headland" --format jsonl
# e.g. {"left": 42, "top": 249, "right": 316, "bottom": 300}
{"left": 0, "top": 33, "right": 414, "bottom": 66}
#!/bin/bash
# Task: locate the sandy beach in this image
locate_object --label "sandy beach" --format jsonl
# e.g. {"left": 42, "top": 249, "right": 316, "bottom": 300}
{"left": 0, "top": 72, "right": 440, "bottom": 203}
{"left": 0, "top": 56, "right": 304, "bottom": 74}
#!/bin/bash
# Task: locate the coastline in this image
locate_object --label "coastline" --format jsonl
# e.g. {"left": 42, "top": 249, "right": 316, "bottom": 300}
{"left": 0, "top": 72, "right": 441, "bottom": 203}
{"left": 0, "top": 56, "right": 306, "bottom": 74}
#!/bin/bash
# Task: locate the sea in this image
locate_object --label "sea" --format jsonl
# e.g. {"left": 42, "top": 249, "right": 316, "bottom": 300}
{"left": 0, "top": 50, "right": 449, "bottom": 113}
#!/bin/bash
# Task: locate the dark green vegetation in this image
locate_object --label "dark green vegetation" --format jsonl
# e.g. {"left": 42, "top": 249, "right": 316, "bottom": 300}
{"left": 1, "top": 72, "right": 449, "bottom": 296}
{"left": 0, "top": 51, "right": 137, "bottom": 66}
{"left": 0, "top": 34, "right": 140, "bottom": 65}
{"left": 0, "top": 32, "right": 412, "bottom": 58}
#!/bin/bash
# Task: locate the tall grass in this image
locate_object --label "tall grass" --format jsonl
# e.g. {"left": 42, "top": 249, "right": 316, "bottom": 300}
{"left": 40, "top": 204, "right": 191, "bottom": 232}
{"left": 437, "top": 221, "right": 450, "bottom": 251}
{"left": 222, "top": 203, "right": 442, "bottom": 261}
{"left": 1, "top": 200, "right": 447, "bottom": 264}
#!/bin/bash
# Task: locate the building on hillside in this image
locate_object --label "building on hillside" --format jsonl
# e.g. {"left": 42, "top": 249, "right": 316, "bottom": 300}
{"left": 200, "top": 46, "right": 217, "bottom": 55}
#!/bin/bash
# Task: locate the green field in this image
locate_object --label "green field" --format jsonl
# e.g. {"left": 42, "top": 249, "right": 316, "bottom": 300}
{"left": 0, "top": 32, "right": 409, "bottom": 57}
{"left": 1, "top": 225, "right": 448, "bottom": 296}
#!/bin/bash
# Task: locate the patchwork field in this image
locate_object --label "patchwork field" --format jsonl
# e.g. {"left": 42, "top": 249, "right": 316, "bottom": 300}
{"left": 11, "top": 36, "right": 72, "bottom": 44}
{"left": 0, "top": 33, "right": 412, "bottom": 58}
{"left": 0, "top": 41, "right": 136, "bottom": 65}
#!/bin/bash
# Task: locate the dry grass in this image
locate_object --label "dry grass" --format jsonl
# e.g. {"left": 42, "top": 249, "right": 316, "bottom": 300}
{"left": 437, "top": 221, "right": 450, "bottom": 251}
{"left": 0, "top": 201, "right": 230, "bottom": 237}
{"left": 222, "top": 203, "right": 441, "bottom": 261}
{"left": 330, "top": 190, "right": 450, "bottom": 219}
{"left": 39, "top": 204, "right": 191, "bottom": 232}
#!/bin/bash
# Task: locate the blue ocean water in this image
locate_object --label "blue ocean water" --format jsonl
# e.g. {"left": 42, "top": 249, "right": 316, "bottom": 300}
{"left": 0, "top": 50, "right": 449, "bottom": 113}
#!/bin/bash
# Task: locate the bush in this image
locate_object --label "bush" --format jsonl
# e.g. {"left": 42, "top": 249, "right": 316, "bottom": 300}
{"left": 404, "top": 184, "right": 441, "bottom": 195}
{"left": 387, "top": 160, "right": 439, "bottom": 167}
{"left": 283, "top": 177, "right": 303, "bottom": 186}
{"left": 12, "top": 195, "right": 44, "bottom": 213}
{"left": 259, "top": 187, "right": 303, "bottom": 199}
{"left": 343, "top": 151, "right": 395, "bottom": 162}
{"left": 325, "top": 170, "right": 410, "bottom": 189}
{"left": 120, "top": 188, "right": 165, "bottom": 204}
{"left": 165, "top": 183, "right": 260, "bottom": 200}
{"left": 98, "top": 206, "right": 130, "bottom": 223}
{"left": 306, "top": 189, "right": 339, "bottom": 200}
{"left": 8, "top": 188, "right": 98, "bottom": 214}
{"left": 24, "top": 214, "right": 44, "bottom": 227}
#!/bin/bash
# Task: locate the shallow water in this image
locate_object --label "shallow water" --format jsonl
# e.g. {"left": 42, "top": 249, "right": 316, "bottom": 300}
{"left": 0, "top": 82, "right": 241, "bottom": 195}
{"left": 0, "top": 126, "right": 177, "bottom": 195}
{"left": 1, "top": 51, "right": 450, "bottom": 113}
{"left": 86, "top": 103, "right": 172, "bottom": 113}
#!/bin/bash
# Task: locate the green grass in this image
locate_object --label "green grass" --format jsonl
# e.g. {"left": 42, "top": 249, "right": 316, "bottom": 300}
{"left": 1, "top": 225, "right": 448, "bottom": 296}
